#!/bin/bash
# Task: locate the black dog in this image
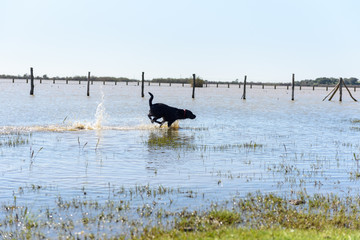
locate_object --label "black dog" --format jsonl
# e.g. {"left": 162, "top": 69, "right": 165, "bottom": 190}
{"left": 148, "top": 92, "right": 196, "bottom": 127}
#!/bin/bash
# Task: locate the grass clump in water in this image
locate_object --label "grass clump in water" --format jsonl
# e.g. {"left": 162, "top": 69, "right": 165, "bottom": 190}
{"left": 0, "top": 132, "right": 31, "bottom": 147}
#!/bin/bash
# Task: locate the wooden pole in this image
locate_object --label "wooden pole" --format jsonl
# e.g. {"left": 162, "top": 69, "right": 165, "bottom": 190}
{"left": 241, "top": 75, "right": 247, "bottom": 100}
{"left": 141, "top": 72, "right": 145, "bottom": 97}
{"left": 87, "top": 72, "right": 90, "bottom": 96}
{"left": 343, "top": 81, "right": 357, "bottom": 102}
{"left": 192, "top": 74, "right": 196, "bottom": 99}
{"left": 322, "top": 83, "right": 339, "bottom": 101}
{"left": 30, "top": 67, "right": 34, "bottom": 95}
{"left": 53, "top": 79, "right": 55, "bottom": 84}
{"left": 291, "top": 73, "right": 295, "bottom": 101}
{"left": 12, "top": 78, "right": 14, "bottom": 83}
{"left": 328, "top": 83, "right": 340, "bottom": 101}
{"left": 339, "top": 78, "right": 343, "bottom": 102}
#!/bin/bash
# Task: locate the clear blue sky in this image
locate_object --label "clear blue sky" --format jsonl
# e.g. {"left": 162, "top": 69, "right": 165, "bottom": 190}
{"left": 1, "top": 0, "right": 359, "bottom": 82}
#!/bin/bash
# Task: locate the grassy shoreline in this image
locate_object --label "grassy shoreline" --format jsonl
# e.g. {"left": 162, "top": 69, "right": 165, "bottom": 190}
{"left": 2, "top": 189, "right": 360, "bottom": 239}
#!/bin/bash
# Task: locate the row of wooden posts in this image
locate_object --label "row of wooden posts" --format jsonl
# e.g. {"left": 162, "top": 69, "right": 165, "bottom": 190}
{"left": 26, "top": 68, "right": 355, "bottom": 101}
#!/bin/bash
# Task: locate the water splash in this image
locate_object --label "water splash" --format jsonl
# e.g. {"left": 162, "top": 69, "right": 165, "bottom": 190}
{"left": 94, "top": 91, "right": 106, "bottom": 129}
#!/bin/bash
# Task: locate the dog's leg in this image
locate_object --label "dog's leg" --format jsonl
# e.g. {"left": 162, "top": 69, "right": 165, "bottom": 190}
{"left": 159, "top": 120, "right": 166, "bottom": 127}
{"left": 167, "top": 120, "right": 175, "bottom": 127}
{"left": 148, "top": 113, "right": 153, "bottom": 122}
{"left": 152, "top": 117, "right": 162, "bottom": 124}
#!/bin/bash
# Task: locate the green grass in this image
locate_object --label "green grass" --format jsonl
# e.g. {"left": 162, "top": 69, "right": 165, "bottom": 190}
{"left": 3, "top": 189, "right": 360, "bottom": 239}
{"left": 0, "top": 132, "right": 31, "bottom": 147}
{"left": 140, "top": 227, "right": 360, "bottom": 240}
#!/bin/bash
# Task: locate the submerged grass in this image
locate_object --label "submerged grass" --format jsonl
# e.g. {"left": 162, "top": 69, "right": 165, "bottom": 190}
{"left": 2, "top": 187, "right": 360, "bottom": 239}
{"left": 0, "top": 132, "right": 31, "bottom": 147}
{"left": 145, "top": 131, "right": 262, "bottom": 152}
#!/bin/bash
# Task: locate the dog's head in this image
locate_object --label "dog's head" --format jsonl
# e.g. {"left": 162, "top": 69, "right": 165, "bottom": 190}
{"left": 184, "top": 109, "right": 196, "bottom": 119}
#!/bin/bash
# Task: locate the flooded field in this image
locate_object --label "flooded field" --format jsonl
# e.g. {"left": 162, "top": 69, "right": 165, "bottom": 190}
{"left": 1, "top": 80, "right": 360, "bottom": 238}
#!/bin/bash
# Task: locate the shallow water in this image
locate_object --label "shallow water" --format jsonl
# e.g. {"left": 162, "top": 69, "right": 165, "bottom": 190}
{"left": 1, "top": 79, "right": 360, "bottom": 211}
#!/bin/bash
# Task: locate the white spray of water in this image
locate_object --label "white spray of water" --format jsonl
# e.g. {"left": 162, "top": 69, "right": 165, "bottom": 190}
{"left": 94, "top": 91, "right": 105, "bottom": 129}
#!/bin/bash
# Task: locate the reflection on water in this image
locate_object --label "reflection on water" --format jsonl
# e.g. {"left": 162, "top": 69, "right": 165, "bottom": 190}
{"left": 1, "top": 81, "right": 360, "bottom": 210}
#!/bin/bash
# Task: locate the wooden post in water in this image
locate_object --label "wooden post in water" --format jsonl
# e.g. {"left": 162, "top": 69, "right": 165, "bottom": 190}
{"left": 79, "top": 80, "right": 81, "bottom": 84}
{"left": 354, "top": 86, "right": 356, "bottom": 92}
{"left": 241, "top": 75, "right": 247, "bottom": 100}
{"left": 159, "top": 82, "right": 161, "bottom": 86}
{"left": 263, "top": 84, "right": 265, "bottom": 89}
{"left": 326, "top": 86, "right": 328, "bottom": 91}
{"left": 192, "top": 74, "right": 196, "bottom": 99}
{"left": 274, "top": 85, "right": 276, "bottom": 89}
{"left": 141, "top": 72, "right": 145, "bottom": 97}
{"left": 30, "top": 67, "right": 34, "bottom": 95}
{"left": 87, "top": 72, "right": 90, "bottom": 96}
{"left": 313, "top": 86, "right": 315, "bottom": 91}
{"left": 291, "top": 73, "right": 295, "bottom": 101}
{"left": 53, "top": 79, "right": 55, "bottom": 84}
{"left": 217, "top": 83, "right": 219, "bottom": 88}
{"left": 26, "top": 79, "right": 28, "bottom": 83}
{"left": 182, "top": 83, "right": 184, "bottom": 87}
{"left": 169, "top": 82, "right": 171, "bottom": 86}
{"left": 12, "top": 78, "right": 14, "bottom": 83}
{"left": 339, "top": 78, "right": 343, "bottom": 102}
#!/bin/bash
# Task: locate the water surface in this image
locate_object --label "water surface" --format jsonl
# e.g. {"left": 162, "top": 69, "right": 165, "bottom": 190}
{"left": 1, "top": 80, "right": 360, "bottom": 210}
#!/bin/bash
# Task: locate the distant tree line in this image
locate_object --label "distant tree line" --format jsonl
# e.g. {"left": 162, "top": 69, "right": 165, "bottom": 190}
{"left": 1, "top": 74, "right": 359, "bottom": 86}
{"left": 0, "top": 74, "right": 137, "bottom": 82}
{"left": 152, "top": 77, "right": 205, "bottom": 87}
{"left": 296, "top": 77, "right": 359, "bottom": 86}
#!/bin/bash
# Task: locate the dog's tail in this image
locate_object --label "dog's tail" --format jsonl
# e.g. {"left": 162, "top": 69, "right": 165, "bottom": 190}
{"left": 148, "top": 92, "right": 154, "bottom": 106}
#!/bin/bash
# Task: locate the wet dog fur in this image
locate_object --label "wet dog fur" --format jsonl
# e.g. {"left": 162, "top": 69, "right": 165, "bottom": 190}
{"left": 147, "top": 92, "right": 196, "bottom": 127}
